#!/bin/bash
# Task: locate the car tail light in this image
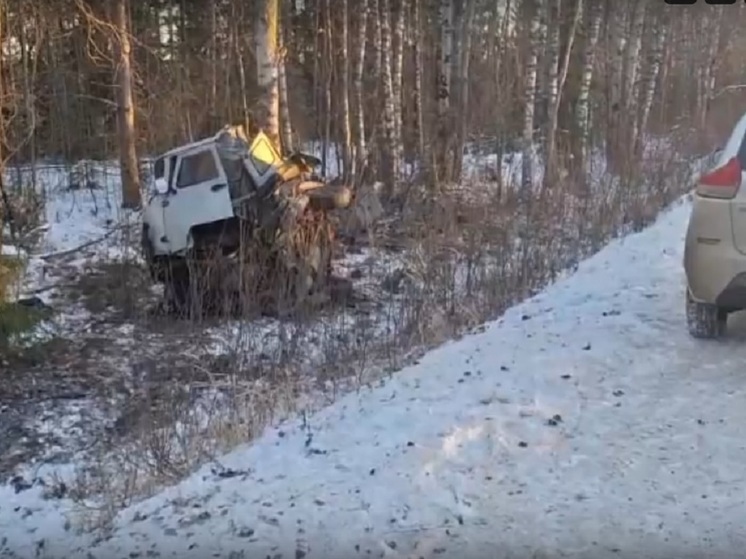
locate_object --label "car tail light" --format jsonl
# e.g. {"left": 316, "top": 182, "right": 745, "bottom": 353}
{"left": 697, "top": 157, "right": 742, "bottom": 199}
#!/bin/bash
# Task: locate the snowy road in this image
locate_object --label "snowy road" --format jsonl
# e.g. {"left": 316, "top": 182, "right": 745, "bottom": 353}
{"left": 5, "top": 196, "right": 746, "bottom": 558}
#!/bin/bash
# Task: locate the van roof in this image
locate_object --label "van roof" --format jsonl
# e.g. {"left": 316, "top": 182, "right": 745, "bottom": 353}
{"left": 160, "top": 134, "right": 219, "bottom": 158}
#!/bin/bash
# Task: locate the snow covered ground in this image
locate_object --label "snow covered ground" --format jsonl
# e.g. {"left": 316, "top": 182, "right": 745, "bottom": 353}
{"left": 0, "top": 159, "right": 410, "bottom": 478}
{"left": 5, "top": 194, "right": 746, "bottom": 558}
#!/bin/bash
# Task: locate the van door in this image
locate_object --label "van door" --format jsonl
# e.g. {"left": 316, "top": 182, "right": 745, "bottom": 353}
{"left": 162, "top": 146, "right": 234, "bottom": 254}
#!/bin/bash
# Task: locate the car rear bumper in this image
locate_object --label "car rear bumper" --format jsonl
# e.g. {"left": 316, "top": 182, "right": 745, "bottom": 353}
{"left": 684, "top": 195, "right": 746, "bottom": 309}
{"left": 685, "top": 246, "right": 746, "bottom": 310}
{"left": 714, "top": 273, "right": 746, "bottom": 309}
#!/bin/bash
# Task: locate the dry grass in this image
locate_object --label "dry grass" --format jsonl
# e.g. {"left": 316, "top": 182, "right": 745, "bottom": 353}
{"left": 41, "top": 140, "right": 707, "bottom": 533}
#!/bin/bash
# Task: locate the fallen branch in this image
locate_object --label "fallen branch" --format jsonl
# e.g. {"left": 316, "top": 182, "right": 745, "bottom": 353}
{"left": 24, "top": 282, "right": 70, "bottom": 296}
{"left": 38, "top": 222, "right": 137, "bottom": 261}
{"left": 709, "top": 84, "right": 746, "bottom": 100}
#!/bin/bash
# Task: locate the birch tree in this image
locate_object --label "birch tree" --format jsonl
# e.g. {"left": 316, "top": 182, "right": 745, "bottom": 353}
{"left": 340, "top": 0, "right": 353, "bottom": 179}
{"left": 279, "top": 21, "right": 293, "bottom": 152}
{"left": 521, "top": 0, "right": 543, "bottom": 195}
{"left": 380, "top": 0, "right": 399, "bottom": 198}
{"left": 353, "top": 0, "right": 369, "bottom": 182}
{"left": 412, "top": 0, "right": 426, "bottom": 169}
{"left": 392, "top": 0, "right": 405, "bottom": 170}
{"left": 606, "top": 4, "right": 628, "bottom": 173}
{"left": 112, "top": 0, "right": 141, "bottom": 209}
{"left": 435, "top": 0, "right": 454, "bottom": 185}
{"left": 254, "top": 0, "right": 280, "bottom": 145}
{"left": 699, "top": 8, "right": 724, "bottom": 130}
{"left": 622, "top": 0, "right": 645, "bottom": 114}
{"left": 635, "top": 17, "right": 667, "bottom": 157}
{"left": 1, "top": 0, "right": 744, "bottom": 207}
{"left": 545, "top": 0, "right": 582, "bottom": 185}
{"left": 574, "top": 0, "right": 602, "bottom": 170}
{"left": 453, "top": 0, "right": 475, "bottom": 182}
{"left": 543, "top": 0, "right": 561, "bottom": 182}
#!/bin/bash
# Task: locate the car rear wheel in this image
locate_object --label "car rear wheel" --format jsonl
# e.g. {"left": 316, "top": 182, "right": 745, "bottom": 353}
{"left": 686, "top": 290, "right": 727, "bottom": 339}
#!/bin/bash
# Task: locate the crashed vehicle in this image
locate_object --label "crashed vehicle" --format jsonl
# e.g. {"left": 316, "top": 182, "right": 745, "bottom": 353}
{"left": 141, "top": 124, "right": 352, "bottom": 314}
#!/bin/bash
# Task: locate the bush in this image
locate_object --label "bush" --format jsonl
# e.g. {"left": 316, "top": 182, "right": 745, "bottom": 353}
{"left": 0, "top": 254, "right": 22, "bottom": 302}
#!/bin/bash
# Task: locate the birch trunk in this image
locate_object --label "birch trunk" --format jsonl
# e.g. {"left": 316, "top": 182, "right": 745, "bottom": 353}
{"left": 574, "top": 0, "right": 602, "bottom": 168}
{"left": 493, "top": 0, "right": 513, "bottom": 197}
{"left": 373, "top": 0, "right": 383, "bottom": 119}
{"left": 622, "top": 0, "right": 645, "bottom": 151}
{"left": 254, "top": 0, "right": 280, "bottom": 146}
{"left": 392, "top": 0, "right": 405, "bottom": 171}
{"left": 279, "top": 23, "right": 293, "bottom": 153}
{"left": 622, "top": 0, "right": 645, "bottom": 111}
{"left": 340, "top": 0, "right": 353, "bottom": 180}
{"left": 700, "top": 8, "right": 723, "bottom": 130}
{"left": 353, "top": 0, "right": 369, "bottom": 182}
{"left": 545, "top": 0, "right": 582, "bottom": 186}
{"left": 521, "top": 0, "right": 543, "bottom": 195}
{"left": 453, "top": 0, "right": 475, "bottom": 183}
{"left": 543, "top": 0, "right": 560, "bottom": 184}
{"left": 535, "top": 0, "right": 549, "bottom": 130}
{"left": 635, "top": 23, "right": 667, "bottom": 157}
{"left": 322, "top": 0, "right": 332, "bottom": 175}
{"left": 381, "top": 0, "right": 399, "bottom": 198}
{"left": 606, "top": 5, "right": 628, "bottom": 173}
{"left": 412, "top": 0, "right": 426, "bottom": 177}
{"left": 210, "top": 0, "right": 218, "bottom": 125}
{"left": 0, "top": 0, "right": 5, "bottom": 248}
{"left": 436, "top": 0, "right": 454, "bottom": 185}
{"left": 113, "top": 0, "right": 141, "bottom": 209}
{"left": 371, "top": 0, "right": 383, "bottom": 175}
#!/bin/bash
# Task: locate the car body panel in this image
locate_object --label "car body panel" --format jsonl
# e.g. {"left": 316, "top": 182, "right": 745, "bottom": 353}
{"left": 144, "top": 141, "right": 235, "bottom": 256}
{"left": 684, "top": 111, "right": 746, "bottom": 310}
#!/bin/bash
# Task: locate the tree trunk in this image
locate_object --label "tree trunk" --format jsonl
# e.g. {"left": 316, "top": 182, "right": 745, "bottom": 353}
{"left": 574, "top": 0, "right": 602, "bottom": 170}
{"left": 210, "top": 0, "right": 218, "bottom": 127}
{"left": 372, "top": 0, "right": 383, "bottom": 176}
{"left": 279, "top": 22, "right": 293, "bottom": 153}
{"left": 622, "top": 0, "right": 645, "bottom": 151}
{"left": 353, "top": 0, "right": 369, "bottom": 183}
{"left": 0, "top": 0, "right": 6, "bottom": 249}
{"left": 254, "top": 0, "right": 280, "bottom": 145}
{"left": 453, "top": 0, "right": 475, "bottom": 183}
{"left": 521, "top": 0, "right": 543, "bottom": 196}
{"left": 380, "top": 0, "right": 398, "bottom": 199}
{"left": 435, "top": 0, "right": 454, "bottom": 185}
{"left": 324, "top": 0, "right": 333, "bottom": 176}
{"left": 699, "top": 8, "right": 723, "bottom": 130}
{"left": 392, "top": 0, "right": 405, "bottom": 174}
{"left": 635, "top": 20, "right": 667, "bottom": 157}
{"left": 622, "top": 0, "right": 645, "bottom": 109}
{"left": 535, "top": 0, "right": 549, "bottom": 130}
{"left": 606, "top": 4, "right": 628, "bottom": 174}
{"left": 340, "top": 0, "right": 353, "bottom": 180}
{"left": 113, "top": 0, "right": 141, "bottom": 210}
{"left": 412, "top": 0, "right": 426, "bottom": 177}
{"left": 542, "top": 0, "right": 560, "bottom": 185}
{"left": 545, "top": 0, "right": 582, "bottom": 187}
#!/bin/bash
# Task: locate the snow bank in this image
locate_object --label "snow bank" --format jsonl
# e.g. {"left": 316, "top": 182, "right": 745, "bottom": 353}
{"left": 7, "top": 196, "right": 746, "bottom": 558}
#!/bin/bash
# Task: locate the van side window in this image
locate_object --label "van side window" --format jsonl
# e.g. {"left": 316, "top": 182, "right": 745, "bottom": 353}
{"left": 177, "top": 150, "right": 219, "bottom": 188}
{"left": 168, "top": 155, "right": 177, "bottom": 188}
{"left": 154, "top": 157, "right": 165, "bottom": 179}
